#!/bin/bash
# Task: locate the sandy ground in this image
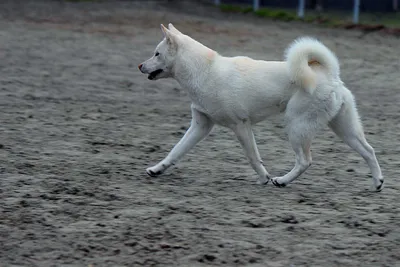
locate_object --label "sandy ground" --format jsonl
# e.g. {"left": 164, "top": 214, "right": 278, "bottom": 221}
{"left": 0, "top": 1, "right": 399, "bottom": 266}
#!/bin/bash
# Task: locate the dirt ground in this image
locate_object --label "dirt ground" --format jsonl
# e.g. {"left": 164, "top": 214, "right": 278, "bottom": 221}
{"left": 0, "top": 1, "right": 399, "bottom": 266}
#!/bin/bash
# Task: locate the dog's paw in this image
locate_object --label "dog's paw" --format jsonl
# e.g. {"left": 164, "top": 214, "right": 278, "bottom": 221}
{"left": 146, "top": 167, "right": 163, "bottom": 177}
{"left": 256, "top": 175, "right": 270, "bottom": 185}
{"left": 271, "top": 177, "right": 286, "bottom": 188}
{"left": 375, "top": 179, "right": 384, "bottom": 192}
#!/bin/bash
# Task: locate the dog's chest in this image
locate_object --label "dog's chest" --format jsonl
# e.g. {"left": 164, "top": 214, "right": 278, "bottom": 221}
{"left": 188, "top": 90, "right": 223, "bottom": 116}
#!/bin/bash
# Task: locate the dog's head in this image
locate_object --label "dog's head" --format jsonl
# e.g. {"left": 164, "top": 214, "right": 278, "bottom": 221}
{"left": 138, "top": 23, "right": 182, "bottom": 80}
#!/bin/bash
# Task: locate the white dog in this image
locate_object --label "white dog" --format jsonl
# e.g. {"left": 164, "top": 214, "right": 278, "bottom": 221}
{"left": 139, "top": 23, "right": 384, "bottom": 191}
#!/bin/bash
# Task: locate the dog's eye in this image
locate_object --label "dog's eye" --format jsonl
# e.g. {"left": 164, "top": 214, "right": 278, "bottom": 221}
{"left": 155, "top": 52, "right": 160, "bottom": 57}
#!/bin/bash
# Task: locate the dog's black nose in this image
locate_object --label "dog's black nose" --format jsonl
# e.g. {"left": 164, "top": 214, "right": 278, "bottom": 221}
{"left": 138, "top": 63, "right": 143, "bottom": 71}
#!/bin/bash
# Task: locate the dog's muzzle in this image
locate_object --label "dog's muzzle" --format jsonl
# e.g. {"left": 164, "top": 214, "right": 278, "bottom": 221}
{"left": 138, "top": 63, "right": 163, "bottom": 80}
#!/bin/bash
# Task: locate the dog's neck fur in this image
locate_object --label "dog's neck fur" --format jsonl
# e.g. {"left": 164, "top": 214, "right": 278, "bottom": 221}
{"left": 172, "top": 36, "right": 217, "bottom": 91}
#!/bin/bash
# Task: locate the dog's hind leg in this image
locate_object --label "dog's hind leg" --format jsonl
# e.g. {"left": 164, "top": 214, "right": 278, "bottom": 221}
{"left": 232, "top": 121, "right": 270, "bottom": 184}
{"left": 146, "top": 107, "right": 214, "bottom": 177}
{"left": 271, "top": 90, "right": 342, "bottom": 188}
{"left": 328, "top": 99, "right": 384, "bottom": 191}
{"left": 271, "top": 128, "right": 313, "bottom": 187}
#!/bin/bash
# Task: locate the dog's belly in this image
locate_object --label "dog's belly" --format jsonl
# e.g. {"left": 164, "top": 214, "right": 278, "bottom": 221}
{"left": 192, "top": 94, "right": 287, "bottom": 127}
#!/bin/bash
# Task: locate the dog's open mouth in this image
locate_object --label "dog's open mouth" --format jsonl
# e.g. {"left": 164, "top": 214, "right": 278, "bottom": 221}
{"left": 148, "top": 69, "right": 163, "bottom": 80}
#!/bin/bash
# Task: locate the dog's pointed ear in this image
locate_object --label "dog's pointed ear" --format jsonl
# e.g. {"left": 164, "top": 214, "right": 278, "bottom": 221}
{"left": 168, "top": 23, "right": 182, "bottom": 35}
{"left": 160, "top": 24, "right": 177, "bottom": 45}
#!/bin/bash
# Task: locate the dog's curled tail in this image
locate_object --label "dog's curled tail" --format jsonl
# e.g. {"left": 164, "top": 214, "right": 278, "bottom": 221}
{"left": 285, "top": 37, "right": 340, "bottom": 94}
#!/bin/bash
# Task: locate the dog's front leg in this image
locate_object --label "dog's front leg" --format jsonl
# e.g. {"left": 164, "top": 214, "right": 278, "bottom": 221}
{"left": 146, "top": 107, "right": 214, "bottom": 177}
{"left": 232, "top": 121, "right": 270, "bottom": 184}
